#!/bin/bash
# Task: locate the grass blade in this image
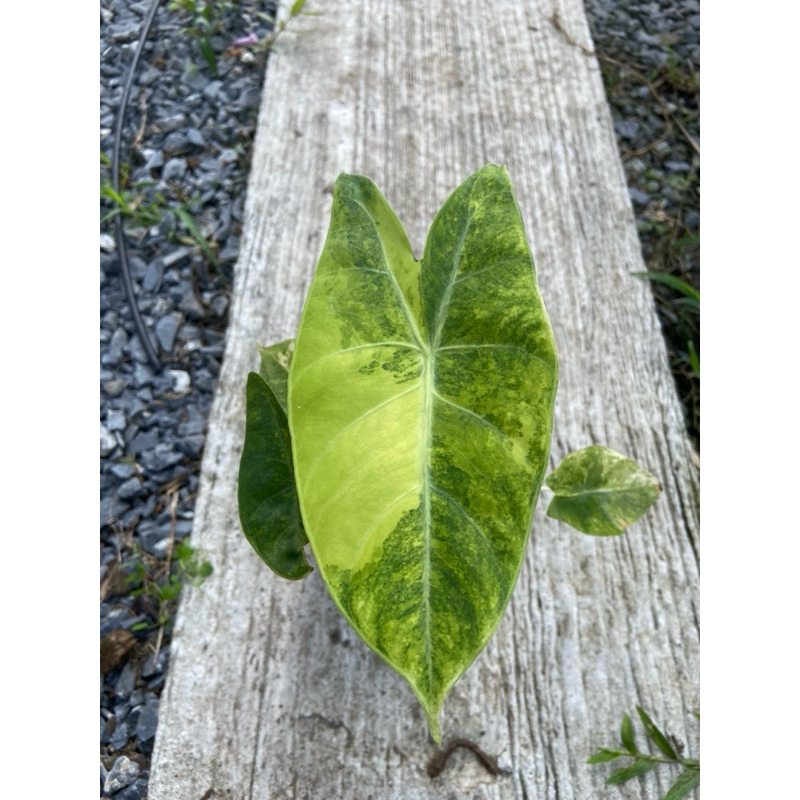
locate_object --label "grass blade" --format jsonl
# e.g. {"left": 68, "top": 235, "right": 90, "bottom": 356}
{"left": 606, "top": 759, "right": 658, "bottom": 785}
{"left": 663, "top": 768, "right": 700, "bottom": 800}
{"left": 632, "top": 271, "right": 699, "bottom": 302}
{"left": 587, "top": 749, "right": 623, "bottom": 764}
{"left": 636, "top": 706, "right": 678, "bottom": 760}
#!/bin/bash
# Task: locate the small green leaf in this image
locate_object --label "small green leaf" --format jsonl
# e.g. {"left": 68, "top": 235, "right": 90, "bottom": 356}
{"left": 606, "top": 759, "right": 658, "bottom": 785}
{"left": 663, "top": 767, "right": 700, "bottom": 800}
{"left": 545, "top": 446, "right": 661, "bottom": 535}
{"left": 290, "top": 0, "right": 307, "bottom": 15}
{"left": 636, "top": 706, "right": 678, "bottom": 760}
{"left": 257, "top": 339, "right": 295, "bottom": 414}
{"left": 620, "top": 712, "right": 636, "bottom": 754}
{"left": 161, "top": 583, "right": 181, "bottom": 600}
{"left": 238, "top": 372, "right": 311, "bottom": 580}
{"left": 587, "top": 749, "right": 623, "bottom": 764}
{"left": 198, "top": 561, "right": 213, "bottom": 578}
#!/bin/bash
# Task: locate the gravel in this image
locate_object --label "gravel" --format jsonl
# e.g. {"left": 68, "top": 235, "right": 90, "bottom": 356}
{"left": 100, "top": 0, "right": 699, "bottom": 791}
{"left": 100, "top": 0, "right": 279, "bottom": 788}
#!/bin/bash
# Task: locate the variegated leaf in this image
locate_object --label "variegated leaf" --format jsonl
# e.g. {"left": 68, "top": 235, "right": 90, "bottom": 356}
{"left": 288, "top": 165, "right": 557, "bottom": 739}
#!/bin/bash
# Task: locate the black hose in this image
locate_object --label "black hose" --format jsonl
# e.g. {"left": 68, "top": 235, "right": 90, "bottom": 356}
{"left": 111, "top": 0, "right": 164, "bottom": 371}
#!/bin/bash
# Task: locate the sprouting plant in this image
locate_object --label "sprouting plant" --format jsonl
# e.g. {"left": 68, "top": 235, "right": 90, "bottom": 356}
{"left": 124, "top": 541, "right": 213, "bottom": 631}
{"left": 237, "top": 165, "right": 662, "bottom": 742}
{"left": 587, "top": 707, "right": 699, "bottom": 798}
{"left": 167, "top": 0, "right": 239, "bottom": 74}
{"left": 100, "top": 153, "right": 220, "bottom": 269}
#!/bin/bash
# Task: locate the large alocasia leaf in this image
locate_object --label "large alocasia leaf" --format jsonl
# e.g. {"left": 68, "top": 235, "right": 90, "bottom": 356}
{"left": 238, "top": 340, "right": 311, "bottom": 580}
{"left": 288, "top": 165, "right": 558, "bottom": 740}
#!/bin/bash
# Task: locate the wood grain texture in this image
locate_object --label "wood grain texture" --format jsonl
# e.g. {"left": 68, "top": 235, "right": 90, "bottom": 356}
{"left": 149, "top": 1, "right": 700, "bottom": 798}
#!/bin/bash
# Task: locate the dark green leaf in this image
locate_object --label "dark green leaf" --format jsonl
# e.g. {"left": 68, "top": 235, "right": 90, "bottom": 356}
{"left": 632, "top": 271, "right": 699, "bottom": 302}
{"left": 606, "top": 759, "right": 658, "bottom": 785}
{"left": 637, "top": 706, "right": 678, "bottom": 760}
{"left": 198, "top": 561, "right": 213, "bottom": 578}
{"left": 545, "top": 446, "right": 661, "bottom": 535}
{"left": 257, "top": 339, "right": 295, "bottom": 414}
{"left": 238, "top": 372, "right": 311, "bottom": 580}
{"left": 587, "top": 749, "right": 623, "bottom": 764}
{"left": 663, "top": 768, "right": 700, "bottom": 800}
{"left": 620, "top": 712, "right": 637, "bottom": 754}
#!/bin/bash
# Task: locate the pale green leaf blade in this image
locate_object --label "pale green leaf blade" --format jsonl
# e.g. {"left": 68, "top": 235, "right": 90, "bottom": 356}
{"left": 257, "top": 338, "right": 295, "bottom": 414}
{"left": 289, "top": 166, "right": 557, "bottom": 741}
{"left": 545, "top": 446, "right": 661, "bottom": 535}
{"left": 664, "top": 768, "right": 700, "bottom": 800}
{"left": 238, "top": 372, "right": 311, "bottom": 580}
{"left": 606, "top": 759, "right": 658, "bottom": 784}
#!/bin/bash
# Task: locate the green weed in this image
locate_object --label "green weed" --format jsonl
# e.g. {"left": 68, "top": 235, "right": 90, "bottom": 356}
{"left": 588, "top": 707, "right": 699, "bottom": 798}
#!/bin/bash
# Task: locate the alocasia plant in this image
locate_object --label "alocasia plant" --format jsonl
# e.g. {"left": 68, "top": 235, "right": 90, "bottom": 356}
{"left": 238, "top": 164, "right": 660, "bottom": 741}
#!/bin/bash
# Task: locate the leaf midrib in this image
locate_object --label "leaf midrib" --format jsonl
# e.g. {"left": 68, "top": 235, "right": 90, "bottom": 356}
{"left": 350, "top": 192, "right": 479, "bottom": 697}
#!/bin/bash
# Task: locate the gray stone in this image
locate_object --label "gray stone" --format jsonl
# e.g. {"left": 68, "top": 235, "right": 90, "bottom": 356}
{"left": 187, "top": 127, "right": 206, "bottom": 147}
{"left": 100, "top": 232, "right": 116, "bottom": 253}
{"left": 101, "top": 424, "right": 118, "bottom": 457}
{"left": 203, "top": 80, "right": 224, "bottom": 100}
{"left": 143, "top": 258, "right": 164, "bottom": 293}
{"left": 126, "top": 333, "right": 151, "bottom": 364}
{"left": 142, "top": 646, "right": 169, "bottom": 678}
{"left": 118, "top": 477, "right": 143, "bottom": 500}
{"left": 133, "top": 362, "right": 155, "bottom": 387}
{"left": 238, "top": 86, "right": 261, "bottom": 110}
{"left": 116, "top": 777, "right": 149, "bottom": 800}
{"left": 157, "top": 113, "right": 187, "bottom": 133}
{"left": 628, "top": 188, "right": 651, "bottom": 206}
{"left": 163, "top": 131, "right": 189, "bottom": 156}
{"left": 101, "top": 495, "right": 130, "bottom": 528}
{"left": 177, "top": 434, "right": 206, "bottom": 459}
{"left": 103, "top": 327, "right": 128, "bottom": 366}
{"left": 685, "top": 211, "right": 700, "bottom": 230}
{"left": 665, "top": 160, "right": 692, "bottom": 173}
{"left": 163, "top": 157, "right": 187, "bottom": 182}
{"left": 178, "top": 289, "right": 206, "bottom": 320}
{"left": 162, "top": 246, "right": 194, "bottom": 268}
{"left": 137, "top": 520, "right": 167, "bottom": 555}
{"left": 169, "top": 369, "right": 192, "bottom": 394}
{"left": 614, "top": 119, "right": 641, "bottom": 140}
{"left": 210, "top": 293, "right": 229, "bottom": 318}
{"left": 136, "top": 695, "right": 160, "bottom": 742}
{"left": 110, "top": 462, "right": 137, "bottom": 480}
{"left": 106, "top": 409, "right": 127, "bottom": 432}
{"left": 103, "top": 755, "right": 139, "bottom": 795}
{"left": 156, "top": 313, "right": 182, "bottom": 354}
{"left": 143, "top": 148, "right": 164, "bottom": 171}
{"left": 140, "top": 443, "right": 183, "bottom": 473}
{"left": 128, "top": 429, "right": 159, "bottom": 454}
{"left": 115, "top": 661, "right": 138, "bottom": 700}
{"left": 220, "top": 236, "right": 240, "bottom": 262}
